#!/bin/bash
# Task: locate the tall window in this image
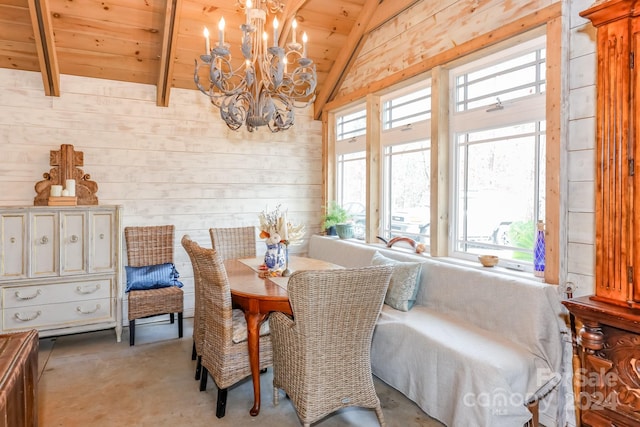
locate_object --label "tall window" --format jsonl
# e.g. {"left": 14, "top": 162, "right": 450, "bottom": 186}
{"left": 450, "top": 36, "right": 546, "bottom": 268}
{"left": 381, "top": 82, "right": 431, "bottom": 244}
{"left": 336, "top": 107, "right": 367, "bottom": 239}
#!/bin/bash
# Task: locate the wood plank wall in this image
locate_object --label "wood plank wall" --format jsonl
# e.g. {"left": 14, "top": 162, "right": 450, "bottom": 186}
{"left": 566, "top": 0, "right": 596, "bottom": 297}
{"left": 0, "top": 68, "right": 323, "bottom": 318}
{"left": 339, "top": 0, "right": 557, "bottom": 97}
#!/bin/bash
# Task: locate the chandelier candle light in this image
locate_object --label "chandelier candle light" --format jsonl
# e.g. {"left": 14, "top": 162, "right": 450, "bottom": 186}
{"left": 194, "top": 0, "right": 317, "bottom": 132}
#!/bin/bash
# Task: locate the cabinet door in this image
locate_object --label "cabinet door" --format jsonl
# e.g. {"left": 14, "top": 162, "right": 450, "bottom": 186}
{"left": 1, "top": 213, "right": 27, "bottom": 279}
{"left": 60, "top": 211, "right": 86, "bottom": 275}
{"left": 30, "top": 212, "right": 57, "bottom": 277}
{"left": 583, "top": 5, "right": 634, "bottom": 305}
{"left": 89, "top": 211, "right": 115, "bottom": 272}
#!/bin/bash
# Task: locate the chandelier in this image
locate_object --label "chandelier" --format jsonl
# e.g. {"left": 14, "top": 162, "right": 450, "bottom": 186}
{"left": 194, "top": 0, "right": 317, "bottom": 132}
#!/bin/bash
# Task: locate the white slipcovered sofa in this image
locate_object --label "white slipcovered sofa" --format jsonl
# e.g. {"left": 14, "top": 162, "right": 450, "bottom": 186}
{"left": 308, "top": 235, "right": 572, "bottom": 427}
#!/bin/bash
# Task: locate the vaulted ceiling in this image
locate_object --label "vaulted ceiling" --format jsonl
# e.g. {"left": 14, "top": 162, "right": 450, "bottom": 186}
{"left": 0, "top": 0, "right": 419, "bottom": 118}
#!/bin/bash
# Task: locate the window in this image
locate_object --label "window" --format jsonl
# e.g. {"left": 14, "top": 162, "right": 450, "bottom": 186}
{"left": 336, "top": 108, "right": 366, "bottom": 141}
{"left": 336, "top": 106, "right": 367, "bottom": 239}
{"left": 450, "top": 36, "right": 546, "bottom": 269}
{"left": 381, "top": 82, "right": 431, "bottom": 245}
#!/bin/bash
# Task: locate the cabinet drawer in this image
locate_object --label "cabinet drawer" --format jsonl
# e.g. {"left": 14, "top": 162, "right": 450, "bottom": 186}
{"left": 3, "top": 297, "right": 114, "bottom": 332}
{"left": 3, "top": 278, "right": 113, "bottom": 309}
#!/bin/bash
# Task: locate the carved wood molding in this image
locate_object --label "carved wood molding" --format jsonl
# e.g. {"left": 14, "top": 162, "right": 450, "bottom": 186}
{"left": 586, "top": 327, "right": 640, "bottom": 417}
{"left": 33, "top": 144, "right": 99, "bottom": 206}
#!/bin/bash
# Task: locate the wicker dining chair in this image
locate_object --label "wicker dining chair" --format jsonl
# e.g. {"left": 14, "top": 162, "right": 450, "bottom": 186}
{"left": 188, "top": 239, "right": 272, "bottom": 418}
{"left": 209, "top": 226, "right": 257, "bottom": 260}
{"left": 124, "top": 225, "right": 184, "bottom": 346}
{"left": 271, "top": 266, "right": 394, "bottom": 427}
{"left": 195, "top": 226, "right": 256, "bottom": 377}
{"left": 181, "top": 235, "right": 206, "bottom": 380}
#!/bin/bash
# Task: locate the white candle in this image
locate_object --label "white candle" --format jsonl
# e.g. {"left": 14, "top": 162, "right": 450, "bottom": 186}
{"left": 282, "top": 212, "right": 289, "bottom": 241}
{"left": 302, "top": 32, "right": 308, "bottom": 57}
{"left": 61, "top": 189, "right": 70, "bottom": 197}
{"left": 203, "top": 27, "right": 210, "bottom": 53}
{"left": 50, "top": 185, "right": 62, "bottom": 197}
{"left": 246, "top": 0, "right": 252, "bottom": 25}
{"left": 218, "top": 17, "right": 225, "bottom": 47}
{"left": 65, "top": 179, "right": 76, "bottom": 197}
{"left": 291, "top": 19, "right": 297, "bottom": 44}
{"left": 273, "top": 17, "right": 279, "bottom": 46}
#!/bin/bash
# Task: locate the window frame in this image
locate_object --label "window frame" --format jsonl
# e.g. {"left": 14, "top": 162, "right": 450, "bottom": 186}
{"left": 448, "top": 36, "right": 546, "bottom": 269}
{"left": 379, "top": 80, "right": 432, "bottom": 245}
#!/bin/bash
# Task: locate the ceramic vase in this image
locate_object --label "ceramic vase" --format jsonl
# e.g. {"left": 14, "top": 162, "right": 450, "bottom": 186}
{"left": 264, "top": 243, "right": 286, "bottom": 271}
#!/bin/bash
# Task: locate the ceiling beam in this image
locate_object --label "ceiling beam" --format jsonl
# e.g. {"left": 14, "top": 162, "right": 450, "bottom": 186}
{"left": 366, "top": 0, "right": 422, "bottom": 32}
{"left": 156, "top": 0, "right": 183, "bottom": 107}
{"left": 312, "top": 0, "right": 381, "bottom": 120}
{"left": 27, "top": 0, "right": 59, "bottom": 96}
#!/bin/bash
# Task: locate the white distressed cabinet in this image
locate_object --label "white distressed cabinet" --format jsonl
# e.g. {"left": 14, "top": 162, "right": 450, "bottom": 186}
{"left": 0, "top": 205, "right": 123, "bottom": 341}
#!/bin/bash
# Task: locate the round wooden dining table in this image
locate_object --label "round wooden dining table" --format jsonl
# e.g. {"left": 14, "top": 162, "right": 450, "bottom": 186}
{"left": 224, "top": 256, "right": 342, "bottom": 416}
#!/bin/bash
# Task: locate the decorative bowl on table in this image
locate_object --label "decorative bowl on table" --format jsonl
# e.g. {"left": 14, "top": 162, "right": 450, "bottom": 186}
{"left": 478, "top": 255, "right": 499, "bottom": 267}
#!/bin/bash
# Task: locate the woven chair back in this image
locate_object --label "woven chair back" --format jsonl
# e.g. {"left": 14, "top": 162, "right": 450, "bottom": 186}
{"left": 124, "top": 225, "right": 174, "bottom": 267}
{"left": 189, "top": 241, "right": 235, "bottom": 345}
{"left": 287, "top": 266, "right": 394, "bottom": 357}
{"left": 209, "top": 226, "right": 256, "bottom": 260}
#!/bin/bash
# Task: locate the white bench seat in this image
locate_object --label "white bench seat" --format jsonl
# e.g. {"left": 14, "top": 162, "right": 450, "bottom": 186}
{"left": 308, "top": 235, "right": 573, "bottom": 427}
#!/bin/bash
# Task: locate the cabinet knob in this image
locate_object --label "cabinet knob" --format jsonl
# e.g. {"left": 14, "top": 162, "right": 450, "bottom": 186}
{"left": 40, "top": 236, "right": 49, "bottom": 245}
{"left": 99, "top": 233, "right": 105, "bottom": 239}
{"left": 10, "top": 237, "right": 16, "bottom": 243}
{"left": 70, "top": 235, "right": 79, "bottom": 243}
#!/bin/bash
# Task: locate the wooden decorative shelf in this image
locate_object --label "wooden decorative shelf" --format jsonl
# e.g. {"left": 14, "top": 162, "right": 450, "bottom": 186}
{"left": 47, "top": 196, "right": 78, "bottom": 206}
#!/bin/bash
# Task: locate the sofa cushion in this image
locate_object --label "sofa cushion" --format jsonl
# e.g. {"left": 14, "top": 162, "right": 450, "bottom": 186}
{"left": 371, "top": 251, "right": 422, "bottom": 311}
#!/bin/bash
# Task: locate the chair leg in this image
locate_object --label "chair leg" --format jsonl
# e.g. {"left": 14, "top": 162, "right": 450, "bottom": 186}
{"left": 191, "top": 342, "right": 196, "bottom": 360}
{"left": 170, "top": 313, "right": 175, "bottom": 324}
{"left": 199, "top": 367, "right": 208, "bottom": 391}
{"left": 178, "top": 312, "right": 183, "bottom": 338}
{"left": 375, "top": 405, "right": 387, "bottom": 427}
{"left": 129, "top": 320, "right": 135, "bottom": 346}
{"left": 195, "top": 356, "right": 202, "bottom": 381}
{"left": 216, "top": 388, "right": 228, "bottom": 418}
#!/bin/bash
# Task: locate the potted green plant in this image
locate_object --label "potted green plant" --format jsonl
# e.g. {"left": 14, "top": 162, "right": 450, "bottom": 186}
{"left": 322, "top": 202, "right": 351, "bottom": 236}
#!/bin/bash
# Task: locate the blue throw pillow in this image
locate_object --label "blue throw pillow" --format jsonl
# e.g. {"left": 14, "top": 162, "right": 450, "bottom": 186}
{"left": 125, "top": 263, "right": 184, "bottom": 292}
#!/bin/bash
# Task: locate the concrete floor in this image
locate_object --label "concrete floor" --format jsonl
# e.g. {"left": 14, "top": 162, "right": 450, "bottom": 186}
{"left": 37, "top": 318, "right": 444, "bottom": 427}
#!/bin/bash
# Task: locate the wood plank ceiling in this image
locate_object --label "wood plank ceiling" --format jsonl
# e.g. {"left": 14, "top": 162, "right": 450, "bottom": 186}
{"left": 0, "top": 0, "right": 419, "bottom": 118}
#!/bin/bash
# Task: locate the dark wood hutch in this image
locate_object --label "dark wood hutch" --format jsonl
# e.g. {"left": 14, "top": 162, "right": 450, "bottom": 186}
{"left": 563, "top": 0, "right": 640, "bottom": 425}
